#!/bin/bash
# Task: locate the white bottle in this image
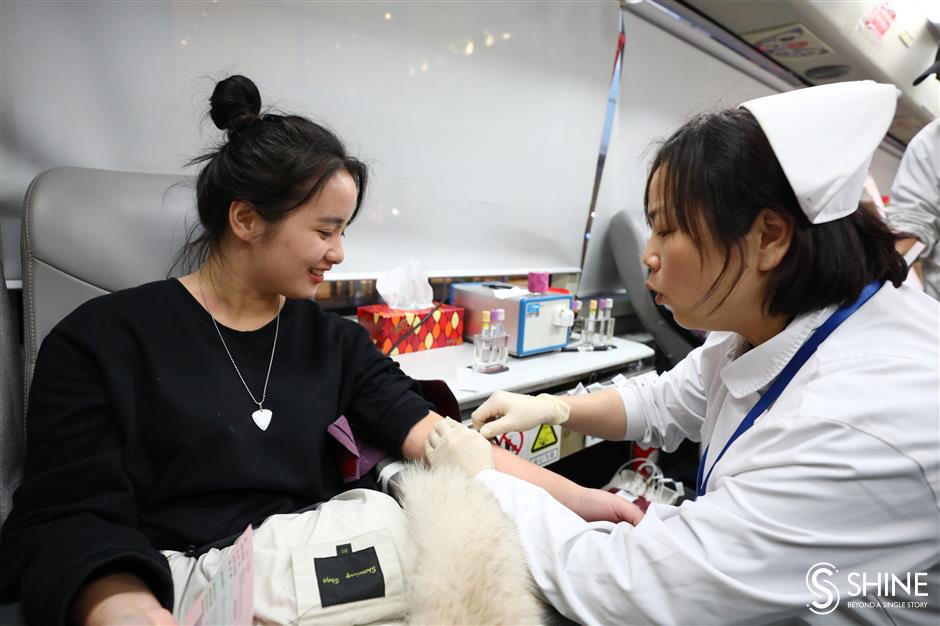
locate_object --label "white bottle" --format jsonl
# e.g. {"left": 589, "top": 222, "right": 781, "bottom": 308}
{"left": 570, "top": 300, "right": 583, "bottom": 341}
{"left": 472, "top": 310, "right": 492, "bottom": 372}
{"left": 605, "top": 298, "right": 616, "bottom": 344}
{"left": 593, "top": 298, "right": 608, "bottom": 347}
{"left": 490, "top": 308, "right": 509, "bottom": 371}
{"left": 578, "top": 299, "right": 597, "bottom": 351}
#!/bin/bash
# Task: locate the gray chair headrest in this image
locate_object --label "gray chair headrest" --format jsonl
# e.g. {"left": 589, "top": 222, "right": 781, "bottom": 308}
{"left": 22, "top": 166, "right": 195, "bottom": 385}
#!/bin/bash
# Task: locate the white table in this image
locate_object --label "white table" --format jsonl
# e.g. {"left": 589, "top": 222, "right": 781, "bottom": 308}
{"left": 392, "top": 336, "right": 654, "bottom": 410}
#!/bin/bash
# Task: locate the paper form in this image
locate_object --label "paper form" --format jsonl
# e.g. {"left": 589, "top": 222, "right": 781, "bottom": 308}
{"left": 184, "top": 525, "right": 255, "bottom": 626}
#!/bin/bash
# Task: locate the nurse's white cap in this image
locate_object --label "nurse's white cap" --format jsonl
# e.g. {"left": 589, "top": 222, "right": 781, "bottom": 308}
{"left": 740, "top": 81, "right": 898, "bottom": 224}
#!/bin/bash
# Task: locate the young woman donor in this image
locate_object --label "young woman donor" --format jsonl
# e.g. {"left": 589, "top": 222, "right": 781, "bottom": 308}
{"left": 0, "top": 75, "right": 638, "bottom": 626}
{"left": 426, "top": 81, "right": 940, "bottom": 625}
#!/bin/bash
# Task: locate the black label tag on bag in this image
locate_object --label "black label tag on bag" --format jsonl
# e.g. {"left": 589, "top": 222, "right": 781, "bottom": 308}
{"left": 314, "top": 543, "right": 385, "bottom": 607}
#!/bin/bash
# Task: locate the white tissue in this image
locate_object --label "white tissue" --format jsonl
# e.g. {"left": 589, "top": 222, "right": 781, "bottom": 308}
{"left": 375, "top": 259, "right": 435, "bottom": 310}
{"left": 492, "top": 287, "right": 531, "bottom": 300}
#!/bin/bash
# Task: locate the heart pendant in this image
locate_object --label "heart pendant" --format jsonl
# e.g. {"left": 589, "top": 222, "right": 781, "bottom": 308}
{"left": 252, "top": 408, "right": 273, "bottom": 431}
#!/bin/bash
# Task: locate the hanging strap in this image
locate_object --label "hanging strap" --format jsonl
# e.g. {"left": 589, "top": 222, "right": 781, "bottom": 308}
{"left": 579, "top": 10, "right": 626, "bottom": 267}
{"left": 696, "top": 281, "right": 883, "bottom": 497}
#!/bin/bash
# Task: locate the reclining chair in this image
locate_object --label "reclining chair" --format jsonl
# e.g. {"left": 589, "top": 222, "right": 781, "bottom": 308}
{"left": 0, "top": 259, "right": 24, "bottom": 626}
{"left": 1, "top": 167, "right": 194, "bottom": 624}
{"left": 1, "top": 256, "right": 24, "bottom": 529}
{"left": 21, "top": 167, "right": 197, "bottom": 385}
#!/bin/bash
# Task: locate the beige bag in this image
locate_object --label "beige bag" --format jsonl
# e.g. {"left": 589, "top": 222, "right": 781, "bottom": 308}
{"left": 165, "top": 465, "right": 544, "bottom": 626}
{"left": 165, "top": 489, "right": 412, "bottom": 626}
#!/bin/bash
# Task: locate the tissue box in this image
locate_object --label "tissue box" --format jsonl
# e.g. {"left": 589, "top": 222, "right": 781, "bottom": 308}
{"left": 357, "top": 303, "right": 464, "bottom": 355}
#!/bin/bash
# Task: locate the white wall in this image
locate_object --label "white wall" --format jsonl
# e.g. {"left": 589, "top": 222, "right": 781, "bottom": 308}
{"left": 0, "top": 1, "right": 912, "bottom": 292}
{"left": 1, "top": 0, "right": 619, "bottom": 282}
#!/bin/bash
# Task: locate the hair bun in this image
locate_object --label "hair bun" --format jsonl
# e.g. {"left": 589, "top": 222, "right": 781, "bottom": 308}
{"left": 209, "top": 75, "right": 262, "bottom": 131}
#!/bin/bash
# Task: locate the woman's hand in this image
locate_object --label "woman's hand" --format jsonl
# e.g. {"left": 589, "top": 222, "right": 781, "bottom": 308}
{"left": 73, "top": 573, "right": 178, "bottom": 626}
{"left": 424, "top": 418, "right": 495, "bottom": 476}
{"left": 88, "top": 606, "right": 177, "bottom": 626}
{"left": 569, "top": 486, "right": 645, "bottom": 526}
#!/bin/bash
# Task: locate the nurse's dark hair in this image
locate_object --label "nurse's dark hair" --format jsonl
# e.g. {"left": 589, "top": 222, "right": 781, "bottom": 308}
{"left": 643, "top": 107, "right": 909, "bottom": 317}
{"left": 171, "top": 75, "right": 368, "bottom": 273}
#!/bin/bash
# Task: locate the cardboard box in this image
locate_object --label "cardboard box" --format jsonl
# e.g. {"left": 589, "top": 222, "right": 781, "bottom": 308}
{"left": 357, "top": 303, "right": 464, "bottom": 356}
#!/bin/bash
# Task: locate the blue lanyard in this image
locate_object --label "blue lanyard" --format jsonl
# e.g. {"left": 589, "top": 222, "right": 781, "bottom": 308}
{"left": 695, "top": 281, "right": 883, "bottom": 498}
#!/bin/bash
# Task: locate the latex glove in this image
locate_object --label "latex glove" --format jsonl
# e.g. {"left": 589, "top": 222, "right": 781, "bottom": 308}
{"left": 424, "top": 418, "right": 495, "bottom": 476}
{"left": 471, "top": 390, "right": 570, "bottom": 439}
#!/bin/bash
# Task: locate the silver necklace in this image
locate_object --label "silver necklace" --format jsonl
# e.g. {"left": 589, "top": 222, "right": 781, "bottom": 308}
{"left": 198, "top": 278, "right": 280, "bottom": 431}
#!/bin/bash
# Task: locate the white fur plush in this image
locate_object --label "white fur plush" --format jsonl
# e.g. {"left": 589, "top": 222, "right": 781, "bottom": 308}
{"left": 395, "top": 463, "right": 545, "bottom": 626}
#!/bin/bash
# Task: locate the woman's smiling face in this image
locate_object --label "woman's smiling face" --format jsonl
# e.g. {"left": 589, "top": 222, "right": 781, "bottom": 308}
{"left": 247, "top": 170, "right": 357, "bottom": 300}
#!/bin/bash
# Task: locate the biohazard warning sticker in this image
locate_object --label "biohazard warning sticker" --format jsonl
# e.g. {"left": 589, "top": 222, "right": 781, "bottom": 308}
{"left": 531, "top": 424, "right": 559, "bottom": 453}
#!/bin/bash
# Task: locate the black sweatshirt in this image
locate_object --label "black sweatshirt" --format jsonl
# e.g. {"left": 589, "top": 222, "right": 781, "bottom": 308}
{"left": 0, "top": 279, "right": 432, "bottom": 625}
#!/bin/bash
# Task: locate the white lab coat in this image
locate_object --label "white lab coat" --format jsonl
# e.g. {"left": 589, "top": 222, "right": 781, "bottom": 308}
{"left": 477, "top": 283, "right": 940, "bottom": 625}
{"left": 886, "top": 118, "right": 940, "bottom": 300}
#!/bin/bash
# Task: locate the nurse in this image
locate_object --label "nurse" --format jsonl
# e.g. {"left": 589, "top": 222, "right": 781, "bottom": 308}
{"left": 425, "top": 82, "right": 940, "bottom": 625}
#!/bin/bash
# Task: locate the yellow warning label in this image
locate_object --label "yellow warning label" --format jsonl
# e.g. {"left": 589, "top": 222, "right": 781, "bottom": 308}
{"left": 531, "top": 424, "right": 558, "bottom": 453}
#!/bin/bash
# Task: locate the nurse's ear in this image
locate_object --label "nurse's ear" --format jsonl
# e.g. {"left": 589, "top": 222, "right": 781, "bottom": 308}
{"left": 751, "top": 208, "right": 793, "bottom": 272}
{"left": 228, "top": 199, "right": 267, "bottom": 243}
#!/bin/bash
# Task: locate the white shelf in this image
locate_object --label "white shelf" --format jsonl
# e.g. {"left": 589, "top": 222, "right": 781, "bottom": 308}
{"left": 392, "top": 336, "right": 654, "bottom": 410}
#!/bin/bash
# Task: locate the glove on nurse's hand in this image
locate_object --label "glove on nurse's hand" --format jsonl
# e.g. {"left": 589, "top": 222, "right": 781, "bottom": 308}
{"left": 471, "top": 390, "right": 570, "bottom": 439}
{"left": 424, "top": 418, "right": 495, "bottom": 477}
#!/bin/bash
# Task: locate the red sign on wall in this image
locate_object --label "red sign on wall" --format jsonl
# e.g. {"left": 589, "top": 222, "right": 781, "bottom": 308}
{"left": 862, "top": 2, "right": 897, "bottom": 40}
